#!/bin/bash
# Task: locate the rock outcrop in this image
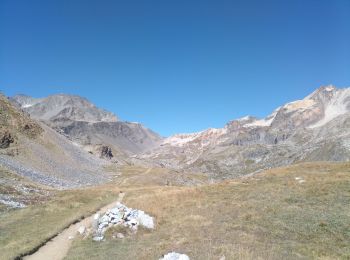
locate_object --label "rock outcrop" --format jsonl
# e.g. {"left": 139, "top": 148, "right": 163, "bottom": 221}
{"left": 0, "top": 132, "right": 14, "bottom": 148}
{"left": 160, "top": 252, "right": 190, "bottom": 260}
{"left": 93, "top": 202, "right": 154, "bottom": 241}
{"left": 100, "top": 146, "right": 113, "bottom": 159}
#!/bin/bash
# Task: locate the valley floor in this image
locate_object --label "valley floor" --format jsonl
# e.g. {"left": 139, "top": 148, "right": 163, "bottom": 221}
{"left": 0, "top": 162, "right": 349, "bottom": 259}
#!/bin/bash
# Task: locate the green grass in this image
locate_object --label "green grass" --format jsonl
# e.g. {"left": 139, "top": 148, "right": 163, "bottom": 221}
{"left": 65, "top": 162, "right": 350, "bottom": 260}
{"left": 0, "top": 186, "right": 121, "bottom": 260}
{"left": 1, "top": 162, "right": 349, "bottom": 260}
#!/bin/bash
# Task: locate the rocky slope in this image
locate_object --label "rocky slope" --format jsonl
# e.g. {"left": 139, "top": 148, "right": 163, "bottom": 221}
{"left": 12, "top": 94, "right": 117, "bottom": 123}
{"left": 0, "top": 94, "right": 110, "bottom": 188}
{"left": 0, "top": 95, "right": 42, "bottom": 149}
{"left": 12, "top": 94, "right": 163, "bottom": 161}
{"left": 6, "top": 85, "right": 350, "bottom": 181}
{"left": 140, "top": 85, "right": 350, "bottom": 178}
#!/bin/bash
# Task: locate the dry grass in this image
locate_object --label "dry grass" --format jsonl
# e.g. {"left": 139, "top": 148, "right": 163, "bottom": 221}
{"left": 0, "top": 94, "right": 42, "bottom": 142}
{"left": 0, "top": 185, "right": 121, "bottom": 260}
{"left": 65, "top": 162, "right": 350, "bottom": 260}
{"left": 0, "top": 165, "right": 198, "bottom": 260}
{"left": 0, "top": 167, "right": 51, "bottom": 212}
{"left": 115, "top": 165, "right": 208, "bottom": 187}
{"left": 1, "top": 162, "right": 349, "bottom": 259}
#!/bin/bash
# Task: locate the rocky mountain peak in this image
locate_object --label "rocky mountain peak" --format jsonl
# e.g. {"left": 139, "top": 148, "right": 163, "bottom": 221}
{"left": 305, "top": 85, "right": 337, "bottom": 101}
{"left": 142, "top": 85, "right": 350, "bottom": 177}
{"left": 12, "top": 94, "right": 118, "bottom": 123}
{"left": 11, "top": 93, "right": 162, "bottom": 157}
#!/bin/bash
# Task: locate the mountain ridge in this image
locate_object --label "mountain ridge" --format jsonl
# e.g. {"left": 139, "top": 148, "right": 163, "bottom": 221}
{"left": 11, "top": 93, "right": 163, "bottom": 159}
{"left": 6, "top": 85, "right": 350, "bottom": 179}
{"left": 140, "top": 85, "right": 350, "bottom": 178}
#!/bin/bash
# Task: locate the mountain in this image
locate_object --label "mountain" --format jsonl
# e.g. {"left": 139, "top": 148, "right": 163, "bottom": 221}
{"left": 7, "top": 86, "right": 350, "bottom": 180}
{"left": 140, "top": 85, "right": 350, "bottom": 178}
{"left": 0, "top": 94, "right": 110, "bottom": 188}
{"left": 12, "top": 94, "right": 118, "bottom": 122}
{"left": 12, "top": 94, "right": 163, "bottom": 160}
{"left": 0, "top": 94, "right": 43, "bottom": 150}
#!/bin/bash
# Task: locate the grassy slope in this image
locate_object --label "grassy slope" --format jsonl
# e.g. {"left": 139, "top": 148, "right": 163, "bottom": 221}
{"left": 0, "top": 165, "right": 202, "bottom": 259}
{"left": 0, "top": 94, "right": 42, "bottom": 140}
{"left": 0, "top": 167, "right": 52, "bottom": 213}
{"left": 0, "top": 184, "right": 121, "bottom": 260}
{"left": 65, "top": 162, "right": 350, "bottom": 260}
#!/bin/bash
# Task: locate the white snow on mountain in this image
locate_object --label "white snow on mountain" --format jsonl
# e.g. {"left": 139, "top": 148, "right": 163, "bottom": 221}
{"left": 22, "top": 104, "right": 34, "bottom": 108}
{"left": 237, "top": 115, "right": 253, "bottom": 121}
{"left": 310, "top": 87, "right": 350, "bottom": 128}
{"left": 244, "top": 117, "right": 274, "bottom": 127}
{"left": 162, "top": 128, "right": 227, "bottom": 147}
{"left": 283, "top": 99, "right": 316, "bottom": 112}
{"left": 244, "top": 108, "right": 279, "bottom": 128}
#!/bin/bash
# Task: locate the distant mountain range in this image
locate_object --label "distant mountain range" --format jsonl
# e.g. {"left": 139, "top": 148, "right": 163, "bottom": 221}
{"left": 2, "top": 84, "right": 350, "bottom": 186}
{"left": 140, "top": 85, "right": 350, "bottom": 178}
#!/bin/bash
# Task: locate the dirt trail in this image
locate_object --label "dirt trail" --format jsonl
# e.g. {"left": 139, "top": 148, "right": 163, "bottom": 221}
{"left": 119, "top": 167, "right": 152, "bottom": 186}
{"left": 24, "top": 192, "right": 125, "bottom": 260}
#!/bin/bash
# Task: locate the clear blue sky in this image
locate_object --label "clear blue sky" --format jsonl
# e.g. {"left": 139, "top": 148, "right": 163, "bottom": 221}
{"left": 1, "top": 0, "right": 349, "bottom": 136}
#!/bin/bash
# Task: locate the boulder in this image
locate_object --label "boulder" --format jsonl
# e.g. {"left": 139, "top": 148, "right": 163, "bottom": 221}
{"left": 100, "top": 145, "right": 113, "bottom": 159}
{"left": 160, "top": 252, "right": 190, "bottom": 260}
{"left": 93, "top": 202, "right": 155, "bottom": 241}
{"left": 77, "top": 226, "right": 86, "bottom": 235}
{"left": 0, "top": 132, "right": 14, "bottom": 148}
{"left": 92, "top": 236, "right": 104, "bottom": 242}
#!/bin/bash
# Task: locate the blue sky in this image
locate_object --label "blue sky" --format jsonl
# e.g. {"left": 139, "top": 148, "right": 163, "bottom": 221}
{"left": 1, "top": 0, "right": 349, "bottom": 136}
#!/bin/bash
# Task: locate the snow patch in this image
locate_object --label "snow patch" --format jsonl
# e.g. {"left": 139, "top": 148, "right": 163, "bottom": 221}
{"left": 244, "top": 108, "right": 280, "bottom": 128}
{"left": 163, "top": 128, "right": 227, "bottom": 147}
{"left": 305, "top": 85, "right": 336, "bottom": 99}
{"left": 22, "top": 104, "right": 34, "bottom": 108}
{"left": 325, "top": 86, "right": 336, "bottom": 91}
{"left": 245, "top": 117, "right": 273, "bottom": 127}
{"left": 283, "top": 99, "right": 316, "bottom": 112}
{"left": 309, "top": 88, "right": 350, "bottom": 128}
{"left": 237, "top": 115, "right": 253, "bottom": 121}
{"left": 163, "top": 134, "right": 198, "bottom": 146}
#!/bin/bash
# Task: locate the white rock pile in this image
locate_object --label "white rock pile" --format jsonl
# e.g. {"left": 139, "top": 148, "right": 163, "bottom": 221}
{"left": 295, "top": 176, "right": 306, "bottom": 184}
{"left": 160, "top": 252, "right": 190, "bottom": 260}
{"left": 93, "top": 202, "right": 154, "bottom": 241}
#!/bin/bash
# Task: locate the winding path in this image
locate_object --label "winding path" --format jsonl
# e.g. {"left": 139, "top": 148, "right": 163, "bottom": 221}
{"left": 24, "top": 192, "right": 125, "bottom": 260}
{"left": 118, "top": 167, "right": 153, "bottom": 186}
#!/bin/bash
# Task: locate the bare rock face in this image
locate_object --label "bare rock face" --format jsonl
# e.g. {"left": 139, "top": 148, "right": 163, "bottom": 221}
{"left": 11, "top": 94, "right": 163, "bottom": 158}
{"left": 8, "top": 85, "right": 350, "bottom": 182}
{"left": 141, "top": 85, "right": 350, "bottom": 178}
{"left": 0, "top": 94, "right": 111, "bottom": 188}
{"left": 11, "top": 94, "right": 118, "bottom": 123}
{"left": 100, "top": 146, "right": 113, "bottom": 159}
{"left": 0, "top": 131, "right": 14, "bottom": 148}
{"left": 0, "top": 94, "right": 43, "bottom": 150}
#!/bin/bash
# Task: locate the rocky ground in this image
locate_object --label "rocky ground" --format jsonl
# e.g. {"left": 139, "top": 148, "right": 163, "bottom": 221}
{"left": 0, "top": 166, "right": 51, "bottom": 212}
{"left": 0, "top": 123, "right": 112, "bottom": 189}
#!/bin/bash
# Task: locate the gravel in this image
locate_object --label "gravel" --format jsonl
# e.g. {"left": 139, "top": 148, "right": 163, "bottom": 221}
{"left": 0, "top": 125, "right": 112, "bottom": 188}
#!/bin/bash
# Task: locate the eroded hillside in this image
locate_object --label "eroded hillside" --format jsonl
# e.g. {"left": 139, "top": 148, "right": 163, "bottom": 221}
{"left": 0, "top": 94, "right": 111, "bottom": 189}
